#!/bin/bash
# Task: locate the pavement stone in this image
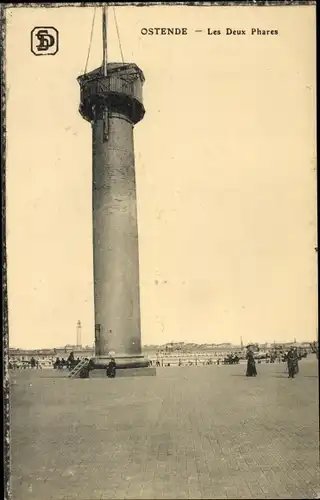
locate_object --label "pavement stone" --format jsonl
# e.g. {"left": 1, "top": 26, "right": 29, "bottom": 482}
{"left": 9, "top": 356, "right": 319, "bottom": 500}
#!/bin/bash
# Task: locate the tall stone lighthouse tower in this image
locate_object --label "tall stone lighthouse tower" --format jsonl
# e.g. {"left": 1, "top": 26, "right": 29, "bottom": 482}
{"left": 77, "top": 9, "right": 149, "bottom": 371}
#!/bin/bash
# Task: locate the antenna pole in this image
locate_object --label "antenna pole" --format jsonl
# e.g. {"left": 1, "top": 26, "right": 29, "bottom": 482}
{"left": 102, "top": 6, "right": 108, "bottom": 77}
{"left": 102, "top": 5, "right": 109, "bottom": 141}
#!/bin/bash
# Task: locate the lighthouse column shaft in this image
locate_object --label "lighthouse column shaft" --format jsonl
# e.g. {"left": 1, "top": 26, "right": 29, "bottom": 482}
{"left": 92, "top": 113, "right": 142, "bottom": 358}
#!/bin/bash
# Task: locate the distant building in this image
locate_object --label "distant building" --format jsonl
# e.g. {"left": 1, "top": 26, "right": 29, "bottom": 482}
{"left": 9, "top": 339, "right": 315, "bottom": 365}
{"left": 9, "top": 345, "right": 94, "bottom": 363}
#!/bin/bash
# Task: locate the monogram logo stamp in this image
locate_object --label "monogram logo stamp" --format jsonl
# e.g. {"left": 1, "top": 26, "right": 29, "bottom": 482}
{"left": 31, "top": 27, "right": 59, "bottom": 56}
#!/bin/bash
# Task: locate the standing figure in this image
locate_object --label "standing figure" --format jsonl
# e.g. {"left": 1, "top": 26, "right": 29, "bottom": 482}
{"left": 106, "top": 358, "right": 117, "bottom": 378}
{"left": 246, "top": 349, "right": 257, "bottom": 377}
{"left": 53, "top": 357, "right": 60, "bottom": 369}
{"left": 287, "top": 347, "right": 299, "bottom": 378}
{"left": 68, "top": 351, "right": 74, "bottom": 362}
{"left": 67, "top": 351, "right": 75, "bottom": 370}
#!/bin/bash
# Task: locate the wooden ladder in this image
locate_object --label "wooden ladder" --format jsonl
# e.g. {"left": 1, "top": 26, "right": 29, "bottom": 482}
{"left": 67, "top": 359, "right": 89, "bottom": 378}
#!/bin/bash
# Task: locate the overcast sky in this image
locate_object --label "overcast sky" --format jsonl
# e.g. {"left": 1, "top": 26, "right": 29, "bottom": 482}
{"left": 6, "top": 5, "right": 317, "bottom": 349}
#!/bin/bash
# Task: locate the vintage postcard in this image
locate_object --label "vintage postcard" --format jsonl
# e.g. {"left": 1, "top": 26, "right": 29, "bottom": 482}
{"left": 2, "top": 3, "right": 318, "bottom": 500}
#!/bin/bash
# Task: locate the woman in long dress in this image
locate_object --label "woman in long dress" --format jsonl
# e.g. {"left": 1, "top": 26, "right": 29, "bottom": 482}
{"left": 246, "top": 349, "right": 257, "bottom": 377}
{"left": 287, "top": 348, "right": 299, "bottom": 378}
{"left": 106, "top": 358, "right": 117, "bottom": 378}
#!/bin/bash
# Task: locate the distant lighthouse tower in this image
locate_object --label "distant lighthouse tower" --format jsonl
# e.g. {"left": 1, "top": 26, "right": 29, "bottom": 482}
{"left": 78, "top": 7, "right": 150, "bottom": 371}
{"left": 76, "top": 320, "right": 82, "bottom": 348}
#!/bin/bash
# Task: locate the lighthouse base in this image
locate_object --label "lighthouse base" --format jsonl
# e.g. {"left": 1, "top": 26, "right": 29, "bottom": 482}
{"left": 90, "top": 367, "right": 156, "bottom": 378}
{"left": 85, "top": 356, "right": 156, "bottom": 378}
{"left": 89, "top": 355, "right": 150, "bottom": 370}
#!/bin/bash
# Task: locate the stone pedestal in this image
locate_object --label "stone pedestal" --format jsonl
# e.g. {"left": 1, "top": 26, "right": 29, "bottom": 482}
{"left": 89, "top": 355, "right": 149, "bottom": 370}
{"left": 90, "top": 367, "right": 156, "bottom": 378}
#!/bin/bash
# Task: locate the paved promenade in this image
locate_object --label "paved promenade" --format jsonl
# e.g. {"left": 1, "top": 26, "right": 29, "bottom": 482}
{"left": 10, "top": 357, "right": 319, "bottom": 500}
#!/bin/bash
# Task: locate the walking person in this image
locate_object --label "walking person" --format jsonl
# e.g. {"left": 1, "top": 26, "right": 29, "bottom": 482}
{"left": 246, "top": 348, "right": 257, "bottom": 377}
{"left": 287, "top": 347, "right": 298, "bottom": 378}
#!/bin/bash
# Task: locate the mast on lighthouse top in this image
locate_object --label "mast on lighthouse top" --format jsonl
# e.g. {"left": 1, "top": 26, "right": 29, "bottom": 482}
{"left": 102, "top": 5, "right": 108, "bottom": 78}
{"left": 77, "top": 6, "right": 145, "bottom": 126}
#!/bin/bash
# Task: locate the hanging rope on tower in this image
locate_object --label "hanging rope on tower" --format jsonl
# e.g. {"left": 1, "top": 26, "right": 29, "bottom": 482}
{"left": 113, "top": 7, "right": 125, "bottom": 64}
{"left": 83, "top": 7, "right": 97, "bottom": 124}
{"left": 84, "top": 6, "right": 97, "bottom": 74}
{"left": 112, "top": 8, "right": 140, "bottom": 87}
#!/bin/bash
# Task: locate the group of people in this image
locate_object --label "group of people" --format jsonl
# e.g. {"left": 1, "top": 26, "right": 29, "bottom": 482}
{"left": 246, "top": 346, "right": 301, "bottom": 378}
{"left": 9, "top": 357, "right": 43, "bottom": 370}
{"left": 53, "top": 352, "right": 93, "bottom": 371}
{"left": 53, "top": 355, "right": 82, "bottom": 370}
{"left": 223, "top": 354, "right": 240, "bottom": 365}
